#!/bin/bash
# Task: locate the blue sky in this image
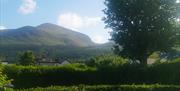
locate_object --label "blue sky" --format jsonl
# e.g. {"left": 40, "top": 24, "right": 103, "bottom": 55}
{"left": 0, "top": 0, "right": 111, "bottom": 43}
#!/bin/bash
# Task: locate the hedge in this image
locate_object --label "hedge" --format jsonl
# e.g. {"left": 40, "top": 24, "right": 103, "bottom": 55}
{"left": 15, "top": 85, "right": 180, "bottom": 91}
{"left": 3, "top": 58, "right": 180, "bottom": 89}
{"left": 4, "top": 64, "right": 97, "bottom": 88}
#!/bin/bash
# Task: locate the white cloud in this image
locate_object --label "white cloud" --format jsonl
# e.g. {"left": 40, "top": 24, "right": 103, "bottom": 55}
{"left": 177, "top": 18, "right": 180, "bottom": 22}
{"left": 57, "top": 13, "right": 101, "bottom": 30}
{"left": 0, "top": 26, "right": 6, "bottom": 30}
{"left": 84, "top": 17, "right": 101, "bottom": 27}
{"left": 18, "top": 0, "right": 37, "bottom": 15}
{"left": 57, "top": 13, "right": 109, "bottom": 43}
{"left": 58, "top": 13, "right": 83, "bottom": 30}
{"left": 176, "top": 0, "right": 180, "bottom": 3}
{"left": 92, "top": 35, "right": 108, "bottom": 44}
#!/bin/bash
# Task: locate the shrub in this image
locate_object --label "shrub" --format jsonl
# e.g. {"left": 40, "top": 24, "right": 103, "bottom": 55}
{"left": 149, "top": 58, "right": 180, "bottom": 84}
{"left": 4, "top": 64, "right": 97, "bottom": 89}
{"left": 3, "top": 58, "right": 180, "bottom": 89}
{"left": 86, "top": 55, "right": 129, "bottom": 67}
{"left": 0, "top": 65, "right": 12, "bottom": 91}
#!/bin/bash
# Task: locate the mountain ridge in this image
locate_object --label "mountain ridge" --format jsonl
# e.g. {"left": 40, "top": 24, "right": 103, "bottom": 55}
{"left": 0, "top": 23, "right": 96, "bottom": 47}
{"left": 0, "top": 23, "right": 113, "bottom": 62}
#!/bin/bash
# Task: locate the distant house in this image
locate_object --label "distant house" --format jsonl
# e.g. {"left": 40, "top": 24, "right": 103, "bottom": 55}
{"left": 60, "top": 60, "right": 70, "bottom": 65}
{"left": 1, "top": 61, "right": 9, "bottom": 65}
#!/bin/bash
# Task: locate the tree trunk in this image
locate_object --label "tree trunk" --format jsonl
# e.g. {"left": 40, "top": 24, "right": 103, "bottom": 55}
{"left": 139, "top": 56, "right": 148, "bottom": 65}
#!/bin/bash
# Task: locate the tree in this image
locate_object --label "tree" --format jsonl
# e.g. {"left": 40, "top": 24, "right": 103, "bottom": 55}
{"left": 103, "top": 0, "right": 180, "bottom": 64}
{"left": 18, "top": 51, "right": 35, "bottom": 66}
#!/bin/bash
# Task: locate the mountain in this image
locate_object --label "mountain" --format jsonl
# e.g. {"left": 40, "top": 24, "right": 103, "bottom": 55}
{"left": 0, "top": 23, "right": 95, "bottom": 47}
{"left": 0, "top": 23, "right": 112, "bottom": 62}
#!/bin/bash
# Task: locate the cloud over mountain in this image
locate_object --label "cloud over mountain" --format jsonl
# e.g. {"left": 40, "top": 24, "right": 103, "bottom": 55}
{"left": 18, "top": 0, "right": 37, "bottom": 14}
{"left": 0, "top": 26, "right": 6, "bottom": 30}
{"left": 57, "top": 13, "right": 101, "bottom": 30}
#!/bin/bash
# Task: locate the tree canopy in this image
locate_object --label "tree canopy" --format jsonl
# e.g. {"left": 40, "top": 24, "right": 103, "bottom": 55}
{"left": 18, "top": 51, "right": 35, "bottom": 66}
{"left": 103, "top": 0, "right": 180, "bottom": 64}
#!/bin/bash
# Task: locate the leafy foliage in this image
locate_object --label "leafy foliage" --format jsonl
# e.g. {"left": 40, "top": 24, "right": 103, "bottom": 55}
{"left": 3, "top": 58, "right": 180, "bottom": 89}
{"left": 86, "top": 54, "right": 129, "bottom": 67}
{"left": 0, "top": 65, "right": 12, "bottom": 91}
{"left": 103, "top": 0, "right": 180, "bottom": 64}
{"left": 0, "top": 43, "right": 112, "bottom": 63}
{"left": 18, "top": 51, "right": 35, "bottom": 66}
{"left": 4, "top": 64, "right": 96, "bottom": 88}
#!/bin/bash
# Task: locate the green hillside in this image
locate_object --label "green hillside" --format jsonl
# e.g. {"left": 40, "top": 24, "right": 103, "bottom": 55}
{"left": 0, "top": 23, "right": 95, "bottom": 47}
{"left": 0, "top": 23, "right": 113, "bottom": 62}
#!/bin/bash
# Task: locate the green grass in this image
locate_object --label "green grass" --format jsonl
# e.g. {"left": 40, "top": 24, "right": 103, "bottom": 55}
{"left": 15, "top": 85, "right": 180, "bottom": 91}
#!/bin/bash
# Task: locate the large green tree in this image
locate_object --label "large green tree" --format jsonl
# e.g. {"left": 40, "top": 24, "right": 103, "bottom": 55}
{"left": 103, "top": 0, "right": 180, "bottom": 64}
{"left": 18, "top": 51, "right": 35, "bottom": 66}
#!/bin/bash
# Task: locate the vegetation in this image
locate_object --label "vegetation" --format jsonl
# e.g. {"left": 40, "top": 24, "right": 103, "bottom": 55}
{"left": 0, "top": 44, "right": 112, "bottom": 63}
{"left": 0, "top": 23, "right": 113, "bottom": 63}
{"left": 0, "top": 0, "right": 179, "bottom": 91}
{"left": 18, "top": 51, "right": 35, "bottom": 66}
{"left": 4, "top": 64, "right": 96, "bottom": 89}
{"left": 3, "top": 57, "right": 180, "bottom": 89}
{"left": 0, "top": 65, "right": 12, "bottom": 91}
{"left": 0, "top": 23, "right": 94, "bottom": 47}
{"left": 86, "top": 54, "right": 129, "bottom": 67}
{"left": 15, "top": 85, "right": 180, "bottom": 91}
{"left": 103, "top": 0, "right": 180, "bottom": 64}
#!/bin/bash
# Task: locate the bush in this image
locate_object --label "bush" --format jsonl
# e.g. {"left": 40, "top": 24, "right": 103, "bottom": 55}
{"left": 3, "top": 58, "right": 180, "bottom": 89}
{"left": 15, "top": 85, "right": 180, "bottom": 91}
{"left": 86, "top": 54, "right": 129, "bottom": 67}
{"left": 149, "top": 58, "right": 180, "bottom": 84}
{"left": 4, "top": 64, "right": 97, "bottom": 89}
{"left": 0, "top": 65, "right": 12, "bottom": 91}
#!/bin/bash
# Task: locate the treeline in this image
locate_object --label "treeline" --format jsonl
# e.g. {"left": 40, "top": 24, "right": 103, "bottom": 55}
{"left": 3, "top": 57, "right": 180, "bottom": 89}
{"left": 0, "top": 45, "right": 111, "bottom": 63}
